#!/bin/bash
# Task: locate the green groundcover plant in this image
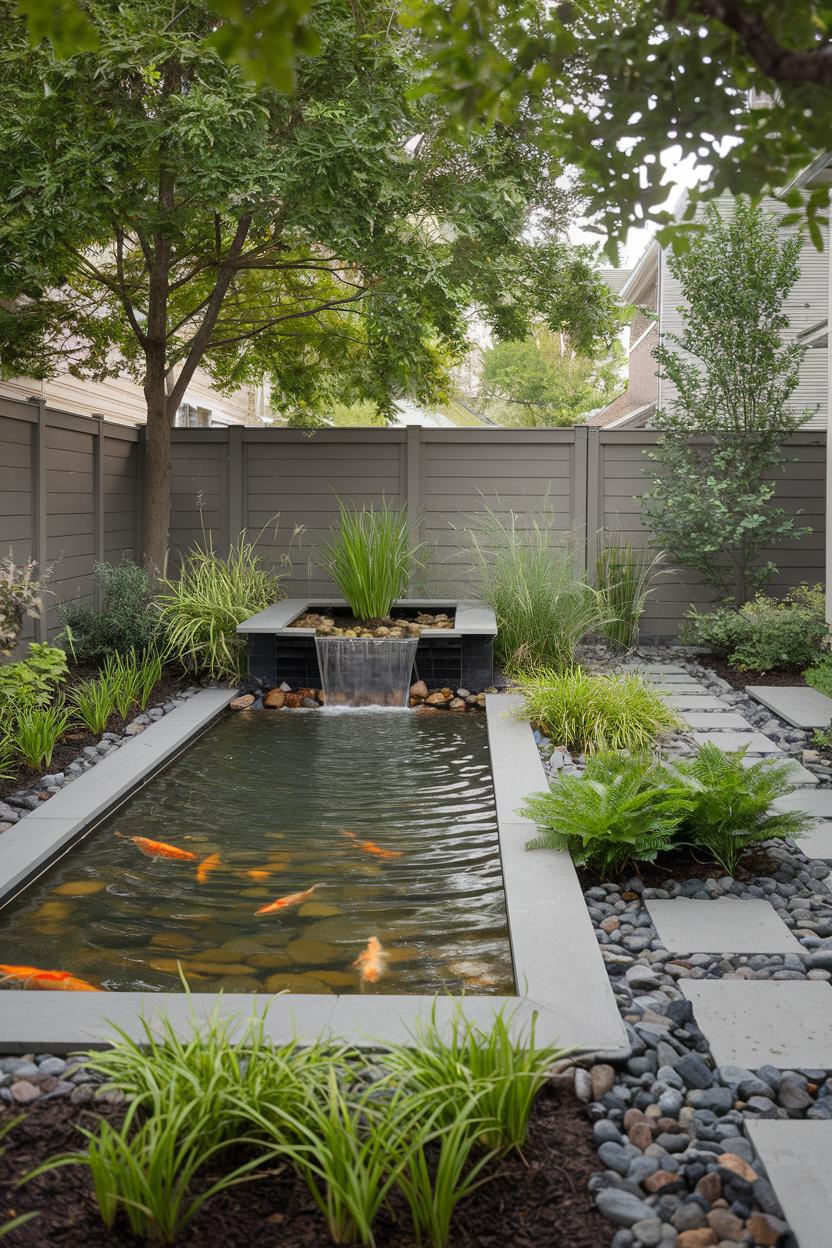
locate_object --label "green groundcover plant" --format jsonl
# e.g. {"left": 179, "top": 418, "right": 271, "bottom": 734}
{"left": 522, "top": 744, "right": 809, "bottom": 877}
{"left": 682, "top": 584, "right": 826, "bottom": 673}
{"left": 23, "top": 999, "right": 564, "bottom": 1248}
{"left": 516, "top": 667, "right": 681, "bottom": 754}
{"left": 804, "top": 656, "right": 832, "bottom": 700}
{"left": 0, "top": 642, "right": 67, "bottom": 713}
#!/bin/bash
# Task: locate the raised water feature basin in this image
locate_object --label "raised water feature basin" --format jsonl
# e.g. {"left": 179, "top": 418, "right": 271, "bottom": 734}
{"left": 0, "top": 710, "right": 511, "bottom": 996}
{"left": 238, "top": 598, "right": 497, "bottom": 693}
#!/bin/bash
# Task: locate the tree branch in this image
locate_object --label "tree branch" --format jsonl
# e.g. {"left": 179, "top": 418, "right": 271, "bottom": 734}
{"left": 690, "top": 0, "right": 832, "bottom": 85}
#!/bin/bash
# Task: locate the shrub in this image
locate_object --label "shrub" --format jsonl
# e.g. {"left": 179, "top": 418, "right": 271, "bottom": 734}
{"left": 323, "top": 499, "right": 419, "bottom": 620}
{"left": 804, "top": 656, "right": 832, "bottom": 699}
{"left": 0, "top": 553, "right": 45, "bottom": 654}
{"left": 682, "top": 584, "right": 826, "bottom": 672}
{"left": 523, "top": 752, "right": 691, "bottom": 873}
{"left": 13, "top": 700, "right": 72, "bottom": 769}
{"left": 596, "top": 538, "right": 666, "bottom": 649}
{"left": 516, "top": 666, "right": 681, "bottom": 753}
{"left": 672, "top": 743, "right": 809, "bottom": 874}
{"left": 0, "top": 642, "right": 68, "bottom": 713}
{"left": 460, "top": 501, "right": 606, "bottom": 673}
{"left": 59, "top": 560, "right": 155, "bottom": 664}
{"left": 157, "top": 535, "right": 285, "bottom": 682}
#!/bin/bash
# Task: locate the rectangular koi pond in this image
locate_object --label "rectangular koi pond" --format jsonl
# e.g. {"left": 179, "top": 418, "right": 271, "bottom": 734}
{"left": 0, "top": 710, "right": 514, "bottom": 998}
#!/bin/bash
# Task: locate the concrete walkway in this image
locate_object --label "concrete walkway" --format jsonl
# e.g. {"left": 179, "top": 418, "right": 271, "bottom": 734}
{"left": 624, "top": 659, "right": 832, "bottom": 1246}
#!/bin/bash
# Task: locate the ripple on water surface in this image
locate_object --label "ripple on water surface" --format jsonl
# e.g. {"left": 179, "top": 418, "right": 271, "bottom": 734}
{"left": 0, "top": 710, "right": 514, "bottom": 996}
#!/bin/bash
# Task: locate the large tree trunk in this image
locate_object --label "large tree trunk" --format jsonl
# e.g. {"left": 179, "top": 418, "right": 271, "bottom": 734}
{"left": 143, "top": 353, "right": 171, "bottom": 578}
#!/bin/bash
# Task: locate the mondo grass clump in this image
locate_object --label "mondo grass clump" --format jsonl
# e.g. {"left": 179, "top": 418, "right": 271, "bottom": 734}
{"left": 25, "top": 999, "right": 566, "bottom": 1248}
{"left": 516, "top": 666, "right": 681, "bottom": 754}
{"left": 323, "top": 499, "right": 421, "bottom": 621}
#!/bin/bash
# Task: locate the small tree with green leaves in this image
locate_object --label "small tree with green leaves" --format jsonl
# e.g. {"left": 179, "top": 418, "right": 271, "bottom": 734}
{"left": 643, "top": 199, "right": 810, "bottom": 604}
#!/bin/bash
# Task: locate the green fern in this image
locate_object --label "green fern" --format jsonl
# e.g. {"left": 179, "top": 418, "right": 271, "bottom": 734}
{"left": 522, "top": 752, "right": 692, "bottom": 874}
{"left": 670, "top": 743, "right": 810, "bottom": 874}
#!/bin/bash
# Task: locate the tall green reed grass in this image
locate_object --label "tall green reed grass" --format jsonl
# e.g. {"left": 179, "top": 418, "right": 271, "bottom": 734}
{"left": 595, "top": 536, "right": 666, "bottom": 649}
{"left": 323, "top": 500, "right": 421, "bottom": 620}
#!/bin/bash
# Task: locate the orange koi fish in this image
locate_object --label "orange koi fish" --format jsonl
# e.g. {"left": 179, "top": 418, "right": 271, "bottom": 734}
{"left": 340, "top": 830, "right": 357, "bottom": 840}
{"left": 246, "top": 868, "right": 271, "bottom": 881}
{"left": 256, "top": 884, "right": 321, "bottom": 916}
{"left": 196, "top": 852, "right": 222, "bottom": 884}
{"left": 0, "top": 964, "right": 102, "bottom": 992}
{"left": 358, "top": 840, "right": 402, "bottom": 860}
{"left": 353, "top": 937, "right": 388, "bottom": 985}
{"left": 130, "top": 836, "right": 197, "bottom": 862}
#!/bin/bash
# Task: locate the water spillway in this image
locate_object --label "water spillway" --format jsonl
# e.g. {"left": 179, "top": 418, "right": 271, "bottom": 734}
{"left": 314, "top": 637, "right": 418, "bottom": 707}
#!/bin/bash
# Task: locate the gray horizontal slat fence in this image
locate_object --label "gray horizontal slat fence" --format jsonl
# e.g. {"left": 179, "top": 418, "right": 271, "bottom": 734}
{"left": 589, "top": 429, "right": 827, "bottom": 635}
{"left": 0, "top": 399, "right": 826, "bottom": 642}
{"left": 0, "top": 396, "right": 140, "bottom": 642}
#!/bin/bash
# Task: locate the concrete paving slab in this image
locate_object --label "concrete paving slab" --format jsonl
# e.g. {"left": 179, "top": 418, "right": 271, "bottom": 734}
{"left": 774, "top": 790, "right": 832, "bottom": 817}
{"left": 746, "top": 1120, "right": 832, "bottom": 1248}
{"left": 740, "top": 756, "right": 819, "bottom": 785}
{"left": 620, "top": 664, "right": 689, "bottom": 675}
{"left": 795, "top": 823, "right": 832, "bottom": 862}
{"left": 640, "top": 673, "right": 702, "bottom": 684}
{"left": 682, "top": 712, "right": 755, "bottom": 730}
{"left": 646, "top": 898, "right": 804, "bottom": 954}
{"left": 747, "top": 685, "right": 832, "bottom": 730}
{"left": 656, "top": 684, "right": 711, "bottom": 696}
{"left": 691, "top": 731, "right": 784, "bottom": 754}
{"left": 681, "top": 980, "right": 832, "bottom": 1068}
{"left": 662, "top": 695, "right": 730, "bottom": 711}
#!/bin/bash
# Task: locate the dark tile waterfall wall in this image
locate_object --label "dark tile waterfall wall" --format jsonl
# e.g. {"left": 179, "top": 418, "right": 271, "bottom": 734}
{"left": 0, "top": 394, "right": 826, "bottom": 641}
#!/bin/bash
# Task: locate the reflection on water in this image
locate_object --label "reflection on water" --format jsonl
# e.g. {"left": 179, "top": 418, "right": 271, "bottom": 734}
{"left": 0, "top": 710, "right": 513, "bottom": 995}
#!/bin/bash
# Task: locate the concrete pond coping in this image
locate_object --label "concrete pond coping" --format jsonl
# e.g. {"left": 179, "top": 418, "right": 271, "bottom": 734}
{"left": 0, "top": 692, "right": 627, "bottom": 1058}
{"left": 236, "top": 598, "right": 498, "bottom": 639}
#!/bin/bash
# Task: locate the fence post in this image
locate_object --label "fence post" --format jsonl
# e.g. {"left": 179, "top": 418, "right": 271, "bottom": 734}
{"left": 31, "top": 398, "right": 48, "bottom": 641}
{"left": 227, "top": 426, "right": 244, "bottom": 552}
{"left": 572, "top": 425, "right": 589, "bottom": 578}
{"left": 92, "top": 417, "right": 105, "bottom": 604}
{"left": 405, "top": 426, "right": 423, "bottom": 592}
{"left": 585, "top": 426, "right": 602, "bottom": 582}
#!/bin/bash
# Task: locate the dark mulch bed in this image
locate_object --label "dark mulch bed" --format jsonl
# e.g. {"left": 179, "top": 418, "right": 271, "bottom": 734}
{"left": 579, "top": 847, "right": 783, "bottom": 890}
{"left": 0, "top": 1086, "right": 610, "bottom": 1248}
{"left": 697, "top": 654, "right": 808, "bottom": 690}
{"left": 0, "top": 670, "right": 189, "bottom": 802}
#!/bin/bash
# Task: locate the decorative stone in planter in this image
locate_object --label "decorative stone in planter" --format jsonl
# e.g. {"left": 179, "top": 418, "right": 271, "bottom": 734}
{"left": 236, "top": 598, "right": 497, "bottom": 692}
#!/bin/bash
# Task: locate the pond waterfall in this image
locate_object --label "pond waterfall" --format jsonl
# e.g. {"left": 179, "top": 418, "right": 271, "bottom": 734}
{"left": 315, "top": 637, "right": 418, "bottom": 707}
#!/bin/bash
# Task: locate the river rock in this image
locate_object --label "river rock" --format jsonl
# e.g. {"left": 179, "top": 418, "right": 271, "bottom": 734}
{"left": 230, "top": 693, "right": 255, "bottom": 710}
{"left": 410, "top": 680, "right": 428, "bottom": 700}
{"left": 263, "top": 689, "right": 286, "bottom": 709}
{"left": 264, "top": 972, "right": 334, "bottom": 994}
{"left": 595, "top": 1189, "right": 655, "bottom": 1227}
{"left": 286, "top": 938, "right": 346, "bottom": 966}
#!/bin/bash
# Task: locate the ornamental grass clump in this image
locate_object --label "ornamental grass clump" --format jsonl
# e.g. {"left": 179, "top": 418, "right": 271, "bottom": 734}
{"left": 323, "top": 500, "right": 419, "bottom": 620}
{"left": 523, "top": 752, "right": 692, "bottom": 873}
{"left": 516, "top": 666, "right": 681, "bottom": 754}
{"left": 157, "top": 533, "right": 285, "bottom": 682}
{"left": 460, "top": 501, "right": 605, "bottom": 673}
{"left": 595, "top": 537, "right": 666, "bottom": 649}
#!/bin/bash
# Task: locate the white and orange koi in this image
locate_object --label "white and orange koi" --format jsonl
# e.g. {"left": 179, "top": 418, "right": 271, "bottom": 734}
{"left": 129, "top": 836, "right": 197, "bottom": 862}
{"left": 196, "top": 852, "right": 222, "bottom": 884}
{"left": 255, "top": 884, "right": 321, "bottom": 916}
{"left": 0, "top": 964, "right": 102, "bottom": 992}
{"left": 353, "top": 936, "right": 388, "bottom": 985}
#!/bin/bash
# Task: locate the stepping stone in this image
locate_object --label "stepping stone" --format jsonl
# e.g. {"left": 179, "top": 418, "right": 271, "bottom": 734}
{"left": 794, "top": 822, "right": 832, "bottom": 862}
{"left": 681, "top": 980, "right": 832, "bottom": 1068}
{"left": 621, "top": 664, "right": 689, "bottom": 675}
{"left": 745, "top": 1121, "right": 832, "bottom": 1248}
{"left": 655, "top": 684, "right": 710, "bottom": 696}
{"left": 640, "top": 673, "right": 702, "bottom": 684}
{"left": 646, "top": 898, "right": 804, "bottom": 954}
{"left": 774, "top": 790, "right": 832, "bottom": 817}
{"left": 662, "top": 695, "right": 730, "bottom": 711}
{"left": 682, "top": 712, "right": 754, "bottom": 730}
{"left": 742, "top": 756, "right": 818, "bottom": 786}
{"left": 747, "top": 685, "right": 832, "bottom": 730}
{"left": 691, "top": 731, "right": 784, "bottom": 755}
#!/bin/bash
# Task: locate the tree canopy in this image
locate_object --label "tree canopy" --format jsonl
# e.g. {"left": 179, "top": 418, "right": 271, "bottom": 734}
{"left": 473, "top": 328, "right": 624, "bottom": 427}
{"left": 0, "top": 0, "right": 617, "bottom": 570}
{"left": 13, "top": 1, "right": 832, "bottom": 254}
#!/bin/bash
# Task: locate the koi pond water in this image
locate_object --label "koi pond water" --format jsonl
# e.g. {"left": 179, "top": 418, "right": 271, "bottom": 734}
{"left": 0, "top": 710, "right": 514, "bottom": 996}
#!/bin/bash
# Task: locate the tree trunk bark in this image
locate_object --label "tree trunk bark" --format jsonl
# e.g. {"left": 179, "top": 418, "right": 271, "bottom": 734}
{"left": 143, "top": 352, "right": 171, "bottom": 578}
